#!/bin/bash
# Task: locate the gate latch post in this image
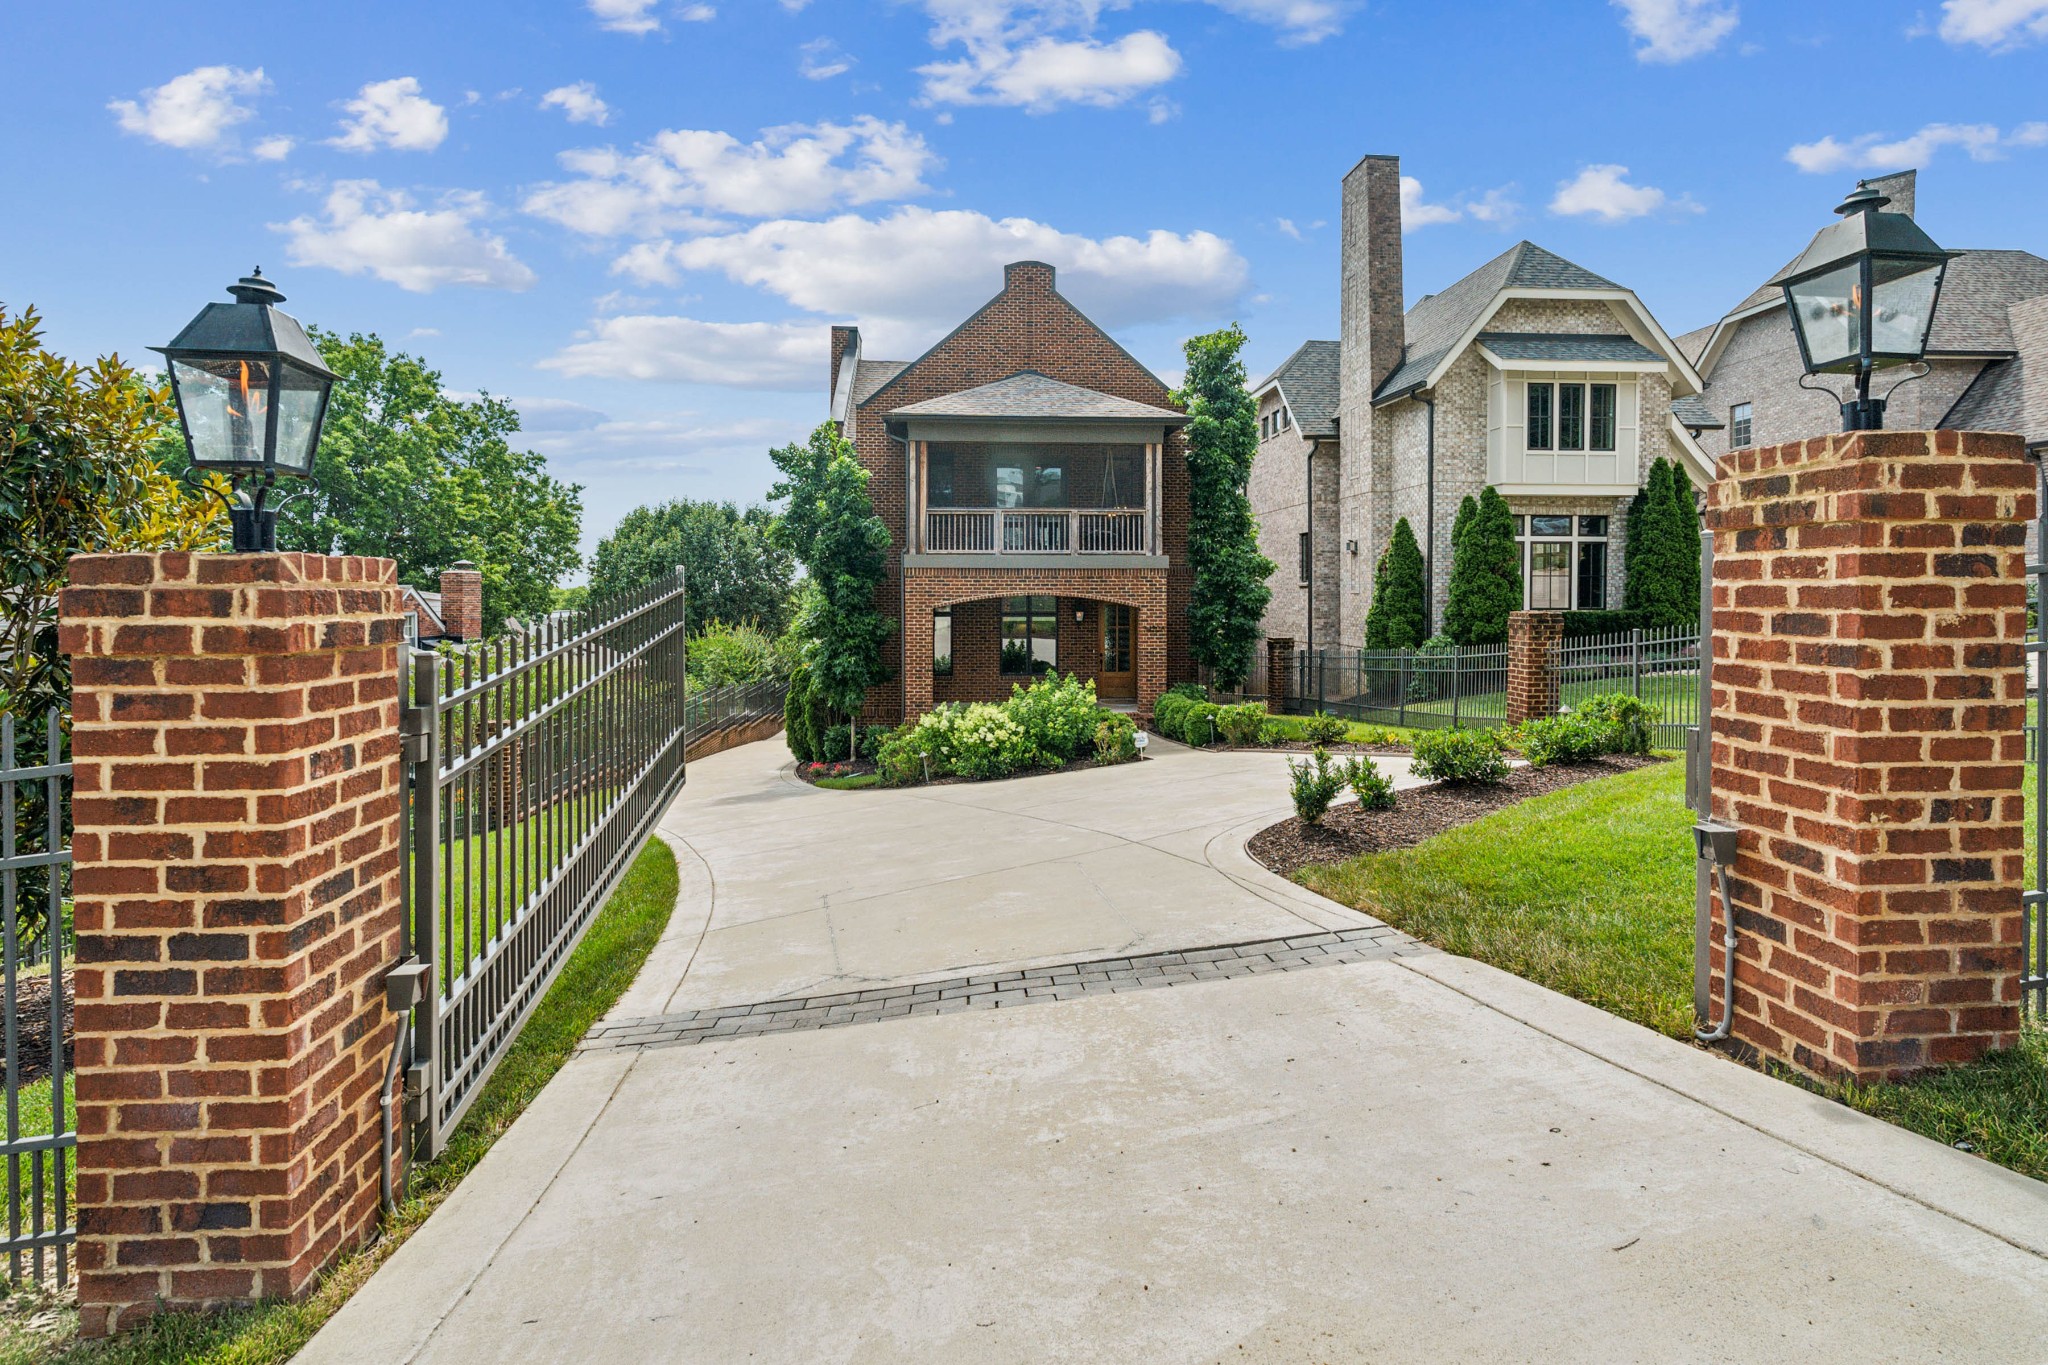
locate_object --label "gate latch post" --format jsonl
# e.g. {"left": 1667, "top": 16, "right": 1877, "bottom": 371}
{"left": 385, "top": 957, "right": 430, "bottom": 1012}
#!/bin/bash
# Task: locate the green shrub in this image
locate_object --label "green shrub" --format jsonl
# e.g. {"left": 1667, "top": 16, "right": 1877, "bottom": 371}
{"left": 1180, "top": 701, "right": 1221, "bottom": 746}
{"left": 1166, "top": 681, "right": 1207, "bottom": 701}
{"left": 1411, "top": 727, "right": 1509, "bottom": 784}
{"left": 950, "top": 702, "right": 1040, "bottom": 778}
{"left": 1217, "top": 702, "right": 1268, "bottom": 746}
{"left": 1093, "top": 712, "right": 1139, "bottom": 764}
{"left": 687, "top": 620, "right": 781, "bottom": 688}
{"left": 1302, "top": 711, "right": 1348, "bottom": 745}
{"left": 1560, "top": 610, "right": 1650, "bottom": 639}
{"left": 877, "top": 708, "right": 961, "bottom": 785}
{"left": 1153, "top": 690, "right": 1195, "bottom": 742}
{"left": 1518, "top": 713, "right": 1606, "bottom": 768}
{"left": 819, "top": 722, "right": 889, "bottom": 764}
{"left": 1341, "top": 755, "right": 1397, "bottom": 811}
{"left": 1288, "top": 747, "right": 1346, "bottom": 825}
{"left": 1007, "top": 673, "right": 1101, "bottom": 761}
{"left": 1364, "top": 518, "right": 1429, "bottom": 650}
{"left": 1574, "top": 692, "right": 1655, "bottom": 755}
{"left": 783, "top": 662, "right": 819, "bottom": 762}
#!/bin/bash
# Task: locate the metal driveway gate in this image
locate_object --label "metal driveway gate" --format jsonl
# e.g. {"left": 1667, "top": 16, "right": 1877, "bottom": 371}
{"left": 2028, "top": 459, "right": 2047, "bottom": 1016}
{"left": 402, "top": 570, "right": 690, "bottom": 1157}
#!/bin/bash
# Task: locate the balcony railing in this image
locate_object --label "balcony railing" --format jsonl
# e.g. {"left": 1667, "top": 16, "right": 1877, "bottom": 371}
{"left": 925, "top": 509, "right": 1148, "bottom": 554}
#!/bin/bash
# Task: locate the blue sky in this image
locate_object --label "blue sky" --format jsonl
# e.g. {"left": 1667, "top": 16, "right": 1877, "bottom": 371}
{"left": 6, "top": 0, "right": 2046, "bottom": 565}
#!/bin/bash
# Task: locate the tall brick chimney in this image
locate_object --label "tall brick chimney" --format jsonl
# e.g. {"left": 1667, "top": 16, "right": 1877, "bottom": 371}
{"left": 440, "top": 560, "right": 482, "bottom": 642}
{"left": 830, "top": 325, "right": 858, "bottom": 405}
{"left": 1340, "top": 154, "right": 1406, "bottom": 403}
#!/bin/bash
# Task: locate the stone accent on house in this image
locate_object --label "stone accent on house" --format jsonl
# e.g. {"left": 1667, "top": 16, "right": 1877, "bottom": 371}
{"left": 438, "top": 560, "right": 482, "bottom": 642}
{"left": 1703, "top": 430, "right": 2032, "bottom": 1081}
{"left": 1505, "top": 611, "right": 1564, "bottom": 724}
{"left": 59, "top": 552, "right": 406, "bottom": 1336}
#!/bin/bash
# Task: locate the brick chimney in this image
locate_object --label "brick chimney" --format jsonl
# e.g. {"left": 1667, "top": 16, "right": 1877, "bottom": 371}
{"left": 440, "top": 560, "right": 482, "bottom": 642}
{"left": 1862, "top": 168, "right": 1916, "bottom": 218}
{"left": 1004, "top": 260, "right": 1057, "bottom": 294}
{"left": 1340, "top": 154, "right": 1406, "bottom": 403}
{"left": 830, "top": 325, "right": 858, "bottom": 405}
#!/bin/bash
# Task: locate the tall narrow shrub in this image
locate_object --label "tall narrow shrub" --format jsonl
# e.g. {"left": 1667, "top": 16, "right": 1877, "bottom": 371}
{"left": 1625, "top": 458, "right": 1696, "bottom": 631}
{"left": 1175, "top": 325, "right": 1274, "bottom": 690}
{"left": 1364, "top": 517, "right": 1427, "bottom": 650}
{"left": 1443, "top": 486, "right": 1521, "bottom": 645}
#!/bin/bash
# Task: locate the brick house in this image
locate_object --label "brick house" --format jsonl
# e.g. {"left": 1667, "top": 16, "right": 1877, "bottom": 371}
{"left": 1249, "top": 154, "right": 1716, "bottom": 659}
{"left": 831, "top": 261, "right": 1193, "bottom": 722}
{"left": 396, "top": 561, "right": 483, "bottom": 645}
{"left": 1678, "top": 169, "right": 2048, "bottom": 464}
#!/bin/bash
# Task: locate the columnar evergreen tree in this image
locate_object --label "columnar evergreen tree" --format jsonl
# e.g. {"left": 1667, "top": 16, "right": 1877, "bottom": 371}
{"left": 1364, "top": 517, "right": 1428, "bottom": 650}
{"left": 770, "top": 422, "right": 895, "bottom": 760}
{"left": 1624, "top": 458, "right": 1697, "bottom": 631}
{"left": 1671, "top": 467, "right": 1702, "bottom": 624}
{"left": 1442, "top": 487, "right": 1521, "bottom": 645}
{"left": 1174, "top": 325, "right": 1274, "bottom": 690}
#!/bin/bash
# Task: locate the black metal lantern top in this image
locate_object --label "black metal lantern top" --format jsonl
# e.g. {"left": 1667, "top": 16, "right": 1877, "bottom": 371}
{"left": 1767, "top": 184, "right": 1957, "bottom": 431}
{"left": 152, "top": 269, "right": 338, "bottom": 479}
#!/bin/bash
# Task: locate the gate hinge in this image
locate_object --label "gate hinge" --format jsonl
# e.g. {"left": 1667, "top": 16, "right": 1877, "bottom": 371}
{"left": 403, "top": 1063, "right": 432, "bottom": 1124}
{"left": 400, "top": 707, "right": 434, "bottom": 764}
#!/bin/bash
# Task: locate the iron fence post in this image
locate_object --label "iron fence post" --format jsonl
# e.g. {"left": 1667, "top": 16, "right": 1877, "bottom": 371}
{"left": 1398, "top": 651, "right": 1408, "bottom": 729}
{"left": 1451, "top": 646, "right": 1462, "bottom": 728}
{"left": 407, "top": 649, "right": 443, "bottom": 1158}
{"left": 1631, "top": 628, "right": 1643, "bottom": 698}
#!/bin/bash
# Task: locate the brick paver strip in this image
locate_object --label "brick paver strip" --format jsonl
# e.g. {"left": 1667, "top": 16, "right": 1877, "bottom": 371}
{"left": 581, "top": 925, "right": 1428, "bottom": 1053}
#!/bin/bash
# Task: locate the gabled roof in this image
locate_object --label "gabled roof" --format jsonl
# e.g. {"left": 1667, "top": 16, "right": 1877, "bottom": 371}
{"left": 850, "top": 359, "right": 910, "bottom": 406}
{"left": 1476, "top": 332, "right": 1662, "bottom": 364}
{"left": 1669, "top": 393, "right": 1721, "bottom": 429}
{"left": 1943, "top": 358, "right": 2024, "bottom": 432}
{"left": 888, "top": 370, "right": 1186, "bottom": 422}
{"left": 1253, "top": 340, "right": 1340, "bottom": 437}
{"left": 1376, "top": 242, "right": 1627, "bottom": 400}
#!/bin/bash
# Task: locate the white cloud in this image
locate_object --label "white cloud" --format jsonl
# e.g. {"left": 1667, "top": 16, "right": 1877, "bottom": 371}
{"left": 1786, "top": 120, "right": 2048, "bottom": 173}
{"left": 800, "top": 37, "right": 854, "bottom": 79}
{"left": 1939, "top": 0, "right": 2048, "bottom": 48}
{"left": 528, "top": 413, "right": 791, "bottom": 477}
{"left": 680, "top": 3, "right": 716, "bottom": 18}
{"left": 408, "top": 327, "right": 442, "bottom": 339}
{"left": 589, "top": 0, "right": 662, "bottom": 32}
{"left": 1396, "top": 177, "right": 1520, "bottom": 232}
{"left": 523, "top": 117, "right": 938, "bottom": 235}
{"left": 540, "top": 82, "right": 612, "bottom": 125}
{"left": 274, "top": 180, "right": 537, "bottom": 292}
{"left": 1611, "top": 0, "right": 1738, "bottom": 62}
{"left": 1549, "top": 164, "right": 1699, "bottom": 222}
{"left": 611, "top": 205, "right": 1248, "bottom": 350}
{"left": 329, "top": 77, "right": 448, "bottom": 153}
{"left": 1275, "top": 217, "right": 1301, "bottom": 240}
{"left": 542, "top": 317, "right": 825, "bottom": 389}
{"left": 919, "top": 30, "right": 1180, "bottom": 109}
{"left": 109, "top": 65, "right": 268, "bottom": 151}
{"left": 252, "top": 134, "right": 295, "bottom": 161}
{"left": 1202, "top": 0, "right": 1347, "bottom": 44}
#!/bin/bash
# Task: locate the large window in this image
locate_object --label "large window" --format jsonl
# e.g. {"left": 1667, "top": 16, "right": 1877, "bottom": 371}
{"left": 1515, "top": 514, "right": 1609, "bottom": 611}
{"left": 926, "top": 443, "right": 1143, "bottom": 509}
{"left": 1526, "top": 383, "right": 1618, "bottom": 453}
{"left": 1000, "top": 595, "right": 1058, "bottom": 676}
{"left": 933, "top": 607, "right": 952, "bottom": 677}
{"left": 1730, "top": 402, "right": 1753, "bottom": 449}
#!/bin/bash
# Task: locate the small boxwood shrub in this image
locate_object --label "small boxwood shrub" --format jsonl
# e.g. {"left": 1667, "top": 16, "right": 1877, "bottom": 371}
{"left": 1216, "top": 702, "right": 1268, "bottom": 746}
{"left": 1411, "top": 727, "right": 1509, "bottom": 784}
{"left": 1288, "top": 747, "right": 1345, "bottom": 825}
{"left": 1180, "top": 701, "right": 1221, "bottom": 747}
{"left": 1094, "top": 713, "right": 1138, "bottom": 763}
{"left": 1302, "top": 711, "right": 1348, "bottom": 745}
{"left": 1341, "top": 755, "right": 1396, "bottom": 811}
{"left": 1152, "top": 690, "right": 1193, "bottom": 741}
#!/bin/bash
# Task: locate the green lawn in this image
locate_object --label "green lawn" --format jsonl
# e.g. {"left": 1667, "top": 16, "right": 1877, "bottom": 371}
{"left": 0, "top": 836, "right": 681, "bottom": 1365}
{"left": 812, "top": 773, "right": 881, "bottom": 791}
{"left": 1297, "top": 760, "right": 2048, "bottom": 1184}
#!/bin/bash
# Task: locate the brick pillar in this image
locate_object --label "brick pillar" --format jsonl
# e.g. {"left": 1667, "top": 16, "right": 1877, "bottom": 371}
{"left": 439, "top": 560, "right": 482, "bottom": 642}
{"left": 61, "top": 552, "right": 407, "bottom": 1335}
{"left": 1266, "top": 637, "right": 1294, "bottom": 707}
{"left": 902, "top": 594, "right": 936, "bottom": 721}
{"left": 1136, "top": 600, "right": 1168, "bottom": 720}
{"left": 1704, "top": 431, "right": 2033, "bottom": 1081}
{"left": 1506, "top": 611, "right": 1564, "bottom": 725}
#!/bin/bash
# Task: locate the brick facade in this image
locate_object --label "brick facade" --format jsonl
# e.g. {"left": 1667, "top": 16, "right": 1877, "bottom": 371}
{"left": 1703, "top": 431, "right": 2032, "bottom": 1081}
{"left": 439, "top": 560, "right": 482, "bottom": 642}
{"left": 1505, "top": 611, "right": 1563, "bottom": 724}
{"left": 842, "top": 261, "right": 1192, "bottom": 722}
{"left": 60, "top": 552, "right": 407, "bottom": 1335}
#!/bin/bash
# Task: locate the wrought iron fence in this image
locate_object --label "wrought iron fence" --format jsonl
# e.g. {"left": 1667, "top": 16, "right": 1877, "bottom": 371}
{"left": 0, "top": 712, "right": 74, "bottom": 1286}
{"left": 1292, "top": 643, "right": 1512, "bottom": 731}
{"left": 1549, "top": 625, "right": 1704, "bottom": 749}
{"left": 684, "top": 676, "right": 787, "bottom": 745}
{"left": 2028, "top": 465, "right": 2046, "bottom": 1015}
{"left": 403, "top": 569, "right": 689, "bottom": 1157}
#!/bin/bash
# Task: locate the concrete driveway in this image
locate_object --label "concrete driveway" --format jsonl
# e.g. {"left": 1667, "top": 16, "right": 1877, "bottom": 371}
{"left": 302, "top": 738, "right": 2048, "bottom": 1364}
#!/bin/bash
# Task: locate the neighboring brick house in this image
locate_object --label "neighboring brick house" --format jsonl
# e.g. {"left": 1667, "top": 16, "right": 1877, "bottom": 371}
{"left": 397, "top": 560, "right": 483, "bottom": 645}
{"left": 830, "top": 261, "right": 1193, "bottom": 721}
{"left": 1678, "top": 169, "right": 2048, "bottom": 463}
{"left": 1251, "top": 154, "right": 1715, "bottom": 658}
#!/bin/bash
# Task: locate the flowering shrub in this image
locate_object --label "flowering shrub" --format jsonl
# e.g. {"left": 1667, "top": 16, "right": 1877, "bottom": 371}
{"left": 1006, "top": 673, "right": 1101, "bottom": 761}
{"left": 1094, "top": 712, "right": 1139, "bottom": 763}
{"left": 875, "top": 674, "right": 1137, "bottom": 785}
{"left": 950, "top": 703, "right": 1039, "bottom": 779}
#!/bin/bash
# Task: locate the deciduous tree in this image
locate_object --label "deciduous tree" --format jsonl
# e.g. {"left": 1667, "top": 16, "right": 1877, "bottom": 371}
{"left": 588, "top": 499, "right": 795, "bottom": 634}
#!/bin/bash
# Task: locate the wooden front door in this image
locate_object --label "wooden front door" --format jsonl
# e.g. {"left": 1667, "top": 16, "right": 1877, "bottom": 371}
{"left": 1099, "top": 603, "right": 1135, "bottom": 701}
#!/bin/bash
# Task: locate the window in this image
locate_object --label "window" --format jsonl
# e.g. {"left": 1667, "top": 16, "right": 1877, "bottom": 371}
{"left": 1000, "top": 595, "right": 1057, "bottom": 676}
{"left": 1298, "top": 531, "right": 1311, "bottom": 585}
{"left": 1527, "top": 384, "right": 1553, "bottom": 450}
{"left": 1279, "top": 406, "right": 1290, "bottom": 431}
{"left": 1589, "top": 384, "right": 1616, "bottom": 452}
{"left": 1730, "top": 402, "right": 1753, "bottom": 450}
{"left": 933, "top": 607, "right": 952, "bottom": 677}
{"left": 1515, "top": 513, "right": 1610, "bottom": 611}
{"left": 1558, "top": 384, "right": 1584, "bottom": 451}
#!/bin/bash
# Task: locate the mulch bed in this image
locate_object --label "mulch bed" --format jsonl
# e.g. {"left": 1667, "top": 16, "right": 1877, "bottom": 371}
{"left": 1248, "top": 755, "right": 1667, "bottom": 880}
{"left": 5, "top": 972, "right": 72, "bottom": 1088}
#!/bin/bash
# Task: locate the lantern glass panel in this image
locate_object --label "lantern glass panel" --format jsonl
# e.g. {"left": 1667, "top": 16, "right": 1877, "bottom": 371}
{"left": 274, "top": 364, "right": 328, "bottom": 473}
{"left": 1870, "top": 257, "right": 1942, "bottom": 359}
{"left": 1788, "top": 260, "right": 1861, "bottom": 372}
{"left": 171, "top": 357, "right": 274, "bottom": 468}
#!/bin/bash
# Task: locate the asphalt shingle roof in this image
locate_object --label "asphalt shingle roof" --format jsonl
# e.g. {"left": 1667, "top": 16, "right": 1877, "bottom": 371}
{"left": 1943, "top": 358, "right": 2025, "bottom": 432}
{"left": 851, "top": 359, "right": 910, "bottom": 406}
{"left": 1254, "top": 340, "right": 1340, "bottom": 437}
{"left": 1476, "top": 332, "right": 1662, "bottom": 364}
{"left": 888, "top": 370, "right": 1185, "bottom": 422}
{"left": 1712, "top": 248, "right": 2048, "bottom": 354}
{"left": 1375, "top": 242, "right": 1625, "bottom": 400}
{"left": 1669, "top": 394, "right": 1721, "bottom": 428}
